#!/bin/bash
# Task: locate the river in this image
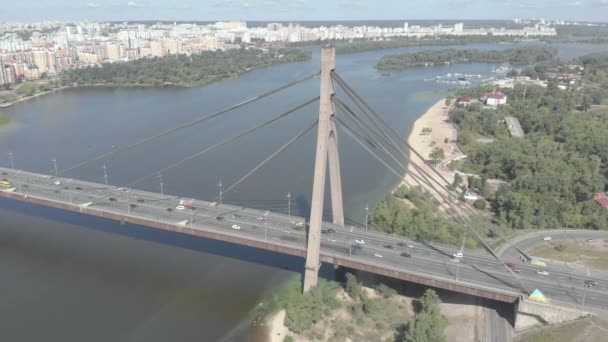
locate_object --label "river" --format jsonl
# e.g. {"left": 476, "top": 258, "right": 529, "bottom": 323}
{"left": 0, "top": 42, "right": 606, "bottom": 341}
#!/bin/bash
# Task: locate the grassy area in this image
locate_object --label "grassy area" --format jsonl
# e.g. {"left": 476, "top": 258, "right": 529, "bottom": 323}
{"left": 516, "top": 318, "right": 608, "bottom": 342}
{"left": 530, "top": 240, "right": 608, "bottom": 270}
{"left": 0, "top": 116, "right": 9, "bottom": 126}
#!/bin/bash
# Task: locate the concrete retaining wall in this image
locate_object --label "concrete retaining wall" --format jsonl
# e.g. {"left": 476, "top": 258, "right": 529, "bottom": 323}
{"left": 516, "top": 299, "right": 590, "bottom": 329}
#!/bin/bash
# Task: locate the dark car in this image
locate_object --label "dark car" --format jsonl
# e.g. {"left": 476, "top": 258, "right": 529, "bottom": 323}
{"left": 400, "top": 252, "right": 411, "bottom": 258}
{"left": 326, "top": 228, "right": 336, "bottom": 233}
{"left": 75, "top": 186, "right": 83, "bottom": 190}
{"left": 384, "top": 244, "right": 394, "bottom": 249}
{"left": 129, "top": 204, "right": 137, "bottom": 209}
{"left": 109, "top": 197, "right": 117, "bottom": 202}
{"left": 166, "top": 208, "right": 173, "bottom": 212}
{"left": 584, "top": 280, "right": 599, "bottom": 288}
{"left": 396, "top": 242, "right": 406, "bottom": 247}
{"left": 1, "top": 172, "right": 8, "bottom": 175}
{"left": 137, "top": 198, "right": 145, "bottom": 203}
{"left": 216, "top": 216, "right": 225, "bottom": 221}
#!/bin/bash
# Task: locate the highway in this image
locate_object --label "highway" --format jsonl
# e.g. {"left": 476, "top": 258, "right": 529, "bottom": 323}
{"left": 2, "top": 166, "right": 608, "bottom": 311}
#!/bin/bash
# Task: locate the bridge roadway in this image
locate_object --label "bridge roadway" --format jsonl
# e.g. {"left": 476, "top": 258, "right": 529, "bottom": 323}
{"left": 2, "top": 166, "right": 608, "bottom": 308}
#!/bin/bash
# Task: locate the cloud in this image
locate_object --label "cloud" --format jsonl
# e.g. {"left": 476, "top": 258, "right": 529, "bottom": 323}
{"left": 85, "top": 2, "right": 100, "bottom": 8}
{"left": 263, "top": 0, "right": 279, "bottom": 6}
{"left": 568, "top": 1, "right": 582, "bottom": 5}
{"left": 127, "top": 1, "right": 145, "bottom": 7}
{"left": 593, "top": 0, "right": 608, "bottom": 6}
{"left": 241, "top": 2, "right": 255, "bottom": 8}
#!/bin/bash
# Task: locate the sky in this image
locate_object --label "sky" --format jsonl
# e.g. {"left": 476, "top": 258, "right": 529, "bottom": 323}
{"left": 1, "top": 0, "right": 607, "bottom": 22}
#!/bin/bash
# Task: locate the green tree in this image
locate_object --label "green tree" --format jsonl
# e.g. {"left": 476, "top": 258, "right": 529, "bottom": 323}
{"left": 406, "top": 289, "right": 447, "bottom": 342}
{"left": 453, "top": 173, "right": 463, "bottom": 189}
{"left": 473, "top": 199, "right": 486, "bottom": 210}
{"left": 345, "top": 273, "right": 362, "bottom": 299}
{"left": 429, "top": 147, "right": 445, "bottom": 165}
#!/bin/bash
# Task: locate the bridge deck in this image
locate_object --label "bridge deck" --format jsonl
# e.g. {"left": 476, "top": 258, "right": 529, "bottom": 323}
{"left": 7, "top": 166, "right": 596, "bottom": 304}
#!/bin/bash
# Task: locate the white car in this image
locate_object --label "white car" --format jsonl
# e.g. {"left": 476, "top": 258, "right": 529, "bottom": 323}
{"left": 231, "top": 224, "right": 241, "bottom": 230}
{"left": 328, "top": 238, "right": 337, "bottom": 243}
{"left": 449, "top": 257, "right": 461, "bottom": 263}
{"left": 543, "top": 236, "right": 552, "bottom": 241}
{"left": 453, "top": 251, "right": 464, "bottom": 258}
{"left": 537, "top": 270, "right": 549, "bottom": 276}
{"left": 354, "top": 239, "right": 365, "bottom": 244}
{"left": 373, "top": 253, "right": 383, "bottom": 258}
{"left": 54, "top": 180, "right": 61, "bottom": 185}
{"left": 176, "top": 205, "right": 186, "bottom": 211}
{"left": 407, "top": 244, "right": 414, "bottom": 248}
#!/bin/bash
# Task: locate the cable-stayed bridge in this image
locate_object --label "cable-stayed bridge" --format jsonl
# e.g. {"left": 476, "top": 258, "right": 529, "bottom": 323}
{"left": 2, "top": 46, "right": 608, "bottom": 312}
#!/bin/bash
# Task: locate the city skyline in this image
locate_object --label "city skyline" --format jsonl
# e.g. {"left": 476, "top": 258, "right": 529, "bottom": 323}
{"left": 2, "top": 0, "right": 608, "bottom": 23}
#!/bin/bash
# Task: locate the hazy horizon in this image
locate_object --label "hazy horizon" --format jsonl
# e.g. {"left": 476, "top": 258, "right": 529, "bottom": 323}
{"left": 2, "top": 0, "right": 608, "bottom": 23}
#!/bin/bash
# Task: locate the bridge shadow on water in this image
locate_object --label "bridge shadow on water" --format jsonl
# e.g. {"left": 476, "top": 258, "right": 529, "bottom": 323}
{"left": 0, "top": 197, "right": 337, "bottom": 283}
{"left": 1, "top": 197, "right": 516, "bottom": 326}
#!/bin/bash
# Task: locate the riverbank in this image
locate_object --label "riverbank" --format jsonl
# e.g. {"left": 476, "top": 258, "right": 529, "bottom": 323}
{"left": 401, "top": 98, "right": 463, "bottom": 206}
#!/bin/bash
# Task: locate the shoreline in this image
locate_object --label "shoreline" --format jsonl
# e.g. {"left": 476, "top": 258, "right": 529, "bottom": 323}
{"left": 400, "top": 98, "right": 463, "bottom": 205}
{"left": 0, "top": 56, "right": 311, "bottom": 108}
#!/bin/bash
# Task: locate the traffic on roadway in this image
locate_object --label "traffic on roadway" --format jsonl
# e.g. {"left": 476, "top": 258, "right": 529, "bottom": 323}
{"left": 2, "top": 166, "right": 608, "bottom": 310}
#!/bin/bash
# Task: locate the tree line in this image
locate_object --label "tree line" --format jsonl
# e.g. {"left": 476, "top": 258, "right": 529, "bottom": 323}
{"left": 289, "top": 35, "right": 521, "bottom": 54}
{"left": 449, "top": 53, "right": 608, "bottom": 230}
{"left": 59, "top": 48, "right": 311, "bottom": 87}
{"left": 377, "top": 46, "right": 558, "bottom": 70}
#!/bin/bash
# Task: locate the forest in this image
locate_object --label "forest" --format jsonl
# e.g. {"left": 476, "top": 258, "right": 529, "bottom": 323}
{"left": 448, "top": 52, "right": 608, "bottom": 230}
{"left": 376, "top": 46, "right": 558, "bottom": 70}
{"left": 59, "top": 48, "right": 311, "bottom": 87}
{"left": 289, "top": 35, "right": 520, "bottom": 54}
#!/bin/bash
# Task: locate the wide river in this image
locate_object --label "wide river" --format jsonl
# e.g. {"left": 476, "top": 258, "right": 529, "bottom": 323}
{"left": 0, "top": 42, "right": 606, "bottom": 341}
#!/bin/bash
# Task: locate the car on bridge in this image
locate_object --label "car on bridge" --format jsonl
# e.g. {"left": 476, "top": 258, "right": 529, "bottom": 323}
{"left": 400, "top": 252, "right": 411, "bottom": 258}
{"left": 584, "top": 280, "right": 599, "bottom": 288}
{"left": 543, "top": 236, "right": 552, "bottom": 241}
{"left": 383, "top": 244, "right": 394, "bottom": 249}
{"left": 537, "top": 270, "right": 549, "bottom": 276}
{"left": 374, "top": 253, "right": 383, "bottom": 258}
{"left": 354, "top": 239, "right": 365, "bottom": 245}
{"left": 176, "top": 205, "right": 186, "bottom": 210}
{"left": 321, "top": 228, "right": 336, "bottom": 234}
{"left": 231, "top": 224, "right": 241, "bottom": 230}
{"left": 0, "top": 180, "right": 12, "bottom": 188}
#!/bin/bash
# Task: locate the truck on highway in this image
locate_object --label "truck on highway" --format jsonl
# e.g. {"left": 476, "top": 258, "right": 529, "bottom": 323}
{"left": 179, "top": 199, "right": 193, "bottom": 207}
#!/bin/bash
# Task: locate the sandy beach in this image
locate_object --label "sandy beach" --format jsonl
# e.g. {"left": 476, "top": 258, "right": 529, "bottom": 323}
{"left": 402, "top": 98, "right": 464, "bottom": 206}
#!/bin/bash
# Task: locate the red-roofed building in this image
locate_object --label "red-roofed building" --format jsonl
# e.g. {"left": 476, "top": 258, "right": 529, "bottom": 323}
{"left": 485, "top": 91, "right": 507, "bottom": 106}
{"left": 457, "top": 97, "right": 472, "bottom": 107}
{"left": 594, "top": 192, "right": 608, "bottom": 207}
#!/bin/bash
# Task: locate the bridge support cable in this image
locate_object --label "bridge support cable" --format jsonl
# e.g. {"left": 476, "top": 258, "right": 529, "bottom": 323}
{"left": 125, "top": 97, "right": 320, "bottom": 188}
{"left": 56, "top": 71, "right": 321, "bottom": 176}
{"left": 333, "top": 72, "right": 508, "bottom": 243}
{"left": 222, "top": 120, "right": 319, "bottom": 196}
{"left": 333, "top": 115, "right": 531, "bottom": 294}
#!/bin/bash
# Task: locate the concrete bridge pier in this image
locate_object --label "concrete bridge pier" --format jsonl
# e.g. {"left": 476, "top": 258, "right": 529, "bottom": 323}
{"left": 303, "top": 45, "right": 344, "bottom": 293}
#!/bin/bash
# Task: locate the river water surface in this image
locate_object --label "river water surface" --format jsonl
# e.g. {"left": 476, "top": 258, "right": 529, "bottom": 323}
{"left": 0, "top": 42, "right": 606, "bottom": 341}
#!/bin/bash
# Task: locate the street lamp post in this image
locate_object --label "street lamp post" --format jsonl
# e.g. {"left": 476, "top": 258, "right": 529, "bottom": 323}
{"left": 158, "top": 173, "right": 164, "bottom": 199}
{"left": 365, "top": 204, "right": 369, "bottom": 232}
{"left": 52, "top": 158, "right": 58, "bottom": 175}
{"left": 8, "top": 152, "right": 15, "bottom": 169}
{"left": 102, "top": 164, "right": 108, "bottom": 185}
{"left": 218, "top": 180, "right": 223, "bottom": 206}
{"left": 287, "top": 192, "right": 291, "bottom": 219}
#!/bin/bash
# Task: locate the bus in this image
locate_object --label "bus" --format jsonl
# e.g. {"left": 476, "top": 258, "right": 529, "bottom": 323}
{"left": 0, "top": 180, "right": 12, "bottom": 188}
